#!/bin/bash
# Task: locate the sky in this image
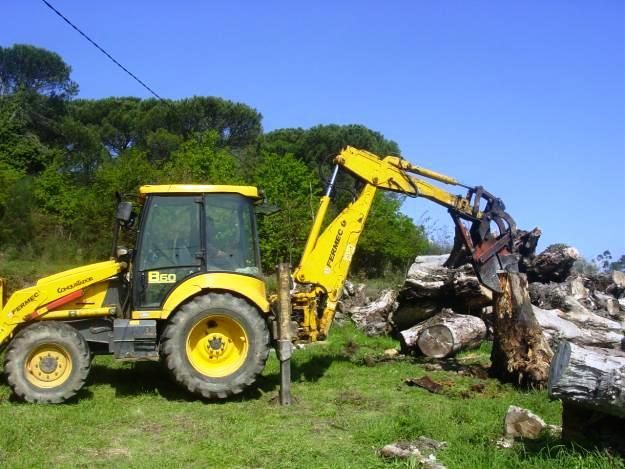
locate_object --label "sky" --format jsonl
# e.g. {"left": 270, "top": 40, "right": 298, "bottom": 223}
{"left": 3, "top": 1, "right": 624, "bottom": 260}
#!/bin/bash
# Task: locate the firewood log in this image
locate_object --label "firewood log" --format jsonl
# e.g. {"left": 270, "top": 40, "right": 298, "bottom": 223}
{"left": 399, "top": 309, "right": 486, "bottom": 358}
{"left": 549, "top": 341, "right": 625, "bottom": 419}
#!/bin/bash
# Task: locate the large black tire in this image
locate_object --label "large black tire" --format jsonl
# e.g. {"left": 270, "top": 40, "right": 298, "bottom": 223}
{"left": 161, "top": 293, "right": 270, "bottom": 399}
{"left": 4, "top": 322, "right": 91, "bottom": 403}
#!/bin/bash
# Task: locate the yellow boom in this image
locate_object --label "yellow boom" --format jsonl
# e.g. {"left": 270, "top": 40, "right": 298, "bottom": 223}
{"left": 292, "top": 146, "right": 516, "bottom": 341}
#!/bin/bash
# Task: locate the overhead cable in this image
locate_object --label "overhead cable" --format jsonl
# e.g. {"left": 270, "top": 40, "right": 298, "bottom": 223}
{"left": 40, "top": 0, "right": 165, "bottom": 101}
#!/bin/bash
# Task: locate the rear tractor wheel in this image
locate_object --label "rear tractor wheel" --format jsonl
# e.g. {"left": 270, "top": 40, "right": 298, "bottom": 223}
{"left": 161, "top": 293, "right": 270, "bottom": 399}
{"left": 4, "top": 322, "right": 91, "bottom": 403}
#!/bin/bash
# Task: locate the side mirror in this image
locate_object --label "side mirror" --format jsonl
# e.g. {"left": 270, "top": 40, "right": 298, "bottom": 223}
{"left": 116, "top": 201, "right": 133, "bottom": 223}
{"left": 255, "top": 202, "right": 281, "bottom": 216}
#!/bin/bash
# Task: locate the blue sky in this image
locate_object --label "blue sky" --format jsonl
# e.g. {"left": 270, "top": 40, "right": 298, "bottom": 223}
{"left": 3, "top": 1, "right": 624, "bottom": 259}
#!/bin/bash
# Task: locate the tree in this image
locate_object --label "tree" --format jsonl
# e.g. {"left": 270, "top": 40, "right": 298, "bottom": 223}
{"left": 262, "top": 124, "right": 399, "bottom": 168}
{"left": 353, "top": 193, "right": 429, "bottom": 277}
{"left": 161, "top": 131, "right": 244, "bottom": 184}
{"left": 0, "top": 44, "right": 77, "bottom": 98}
{"left": 253, "top": 151, "right": 320, "bottom": 269}
{"left": 261, "top": 124, "right": 425, "bottom": 277}
{"left": 0, "top": 176, "right": 35, "bottom": 246}
{"left": 0, "top": 96, "right": 55, "bottom": 174}
{"left": 593, "top": 250, "right": 613, "bottom": 272}
{"left": 0, "top": 162, "right": 23, "bottom": 208}
{"left": 58, "top": 117, "right": 110, "bottom": 182}
{"left": 611, "top": 254, "right": 625, "bottom": 272}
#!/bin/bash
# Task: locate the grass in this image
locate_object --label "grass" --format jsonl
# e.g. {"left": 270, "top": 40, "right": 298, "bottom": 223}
{"left": 0, "top": 324, "right": 622, "bottom": 468}
{"left": 0, "top": 256, "right": 81, "bottom": 295}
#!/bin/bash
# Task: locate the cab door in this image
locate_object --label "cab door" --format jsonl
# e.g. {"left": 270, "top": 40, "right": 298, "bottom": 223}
{"left": 133, "top": 195, "right": 204, "bottom": 308}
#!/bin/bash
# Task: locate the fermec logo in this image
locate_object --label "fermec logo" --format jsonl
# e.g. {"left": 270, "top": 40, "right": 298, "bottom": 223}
{"left": 326, "top": 228, "right": 344, "bottom": 269}
{"left": 57, "top": 277, "right": 93, "bottom": 294}
{"left": 11, "top": 292, "right": 40, "bottom": 315}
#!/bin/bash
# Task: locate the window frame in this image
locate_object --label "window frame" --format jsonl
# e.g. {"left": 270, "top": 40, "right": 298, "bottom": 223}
{"left": 132, "top": 193, "right": 262, "bottom": 311}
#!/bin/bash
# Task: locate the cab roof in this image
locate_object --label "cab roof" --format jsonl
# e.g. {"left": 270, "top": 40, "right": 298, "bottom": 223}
{"left": 139, "top": 184, "right": 260, "bottom": 199}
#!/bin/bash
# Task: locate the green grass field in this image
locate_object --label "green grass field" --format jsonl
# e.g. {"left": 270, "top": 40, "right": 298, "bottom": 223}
{"left": 0, "top": 323, "right": 622, "bottom": 468}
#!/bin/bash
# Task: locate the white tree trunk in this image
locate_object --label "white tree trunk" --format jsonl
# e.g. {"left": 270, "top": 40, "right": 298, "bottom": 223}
{"left": 347, "top": 289, "right": 397, "bottom": 336}
{"left": 549, "top": 341, "right": 625, "bottom": 418}
{"left": 533, "top": 305, "right": 624, "bottom": 350}
{"left": 399, "top": 309, "right": 486, "bottom": 358}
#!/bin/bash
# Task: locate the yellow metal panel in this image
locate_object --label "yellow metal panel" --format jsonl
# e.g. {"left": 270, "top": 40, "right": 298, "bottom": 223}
{"left": 139, "top": 185, "right": 260, "bottom": 199}
{"left": 136, "top": 273, "right": 269, "bottom": 320}
{"left": 62, "top": 281, "right": 110, "bottom": 310}
{"left": 0, "top": 260, "right": 124, "bottom": 346}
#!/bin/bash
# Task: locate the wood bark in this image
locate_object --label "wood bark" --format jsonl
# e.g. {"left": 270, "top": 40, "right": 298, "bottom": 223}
{"left": 399, "top": 309, "right": 486, "bottom": 358}
{"left": 490, "top": 271, "right": 553, "bottom": 388}
{"left": 548, "top": 341, "right": 625, "bottom": 418}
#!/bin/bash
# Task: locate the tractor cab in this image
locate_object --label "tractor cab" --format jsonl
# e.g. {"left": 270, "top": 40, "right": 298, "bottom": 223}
{"left": 124, "top": 185, "right": 263, "bottom": 310}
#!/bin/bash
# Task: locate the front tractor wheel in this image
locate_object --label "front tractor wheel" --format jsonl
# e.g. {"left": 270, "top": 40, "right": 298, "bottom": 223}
{"left": 161, "top": 293, "right": 270, "bottom": 399}
{"left": 4, "top": 322, "right": 91, "bottom": 403}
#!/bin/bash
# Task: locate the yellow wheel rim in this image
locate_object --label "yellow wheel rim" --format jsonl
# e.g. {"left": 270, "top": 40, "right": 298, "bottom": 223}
{"left": 24, "top": 344, "right": 73, "bottom": 388}
{"left": 186, "top": 314, "right": 249, "bottom": 378}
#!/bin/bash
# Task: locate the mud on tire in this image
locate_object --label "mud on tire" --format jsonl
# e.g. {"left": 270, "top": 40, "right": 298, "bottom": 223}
{"left": 160, "top": 293, "right": 270, "bottom": 399}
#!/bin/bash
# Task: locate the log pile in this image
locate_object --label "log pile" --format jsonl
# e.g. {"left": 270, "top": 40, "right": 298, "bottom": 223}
{"left": 339, "top": 241, "right": 625, "bottom": 450}
{"left": 341, "top": 242, "right": 625, "bottom": 365}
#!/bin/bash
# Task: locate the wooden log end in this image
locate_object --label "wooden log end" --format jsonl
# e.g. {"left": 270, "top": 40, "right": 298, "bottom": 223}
{"left": 547, "top": 340, "right": 571, "bottom": 392}
{"left": 417, "top": 325, "right": 453, "bottom": 358}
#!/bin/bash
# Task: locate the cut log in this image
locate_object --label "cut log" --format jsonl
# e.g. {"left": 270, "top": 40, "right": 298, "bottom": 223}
{"left": 403, "top": 255, "right": 451, "bottom": 298}
{"left": 527, "top": 244, "right": 581, "bottom": 283}
{"left": 549, "top": 341, "right": 625, "bottom": 418}
{"left": 533, "top": 305, "right": 624, "bottom": 350}
{"left": 342, "top": 281, "right": 368, "bottom": 307}
{"left": 490, "top": 272, "right": 553, "bottom": 387}
{"left": 403, "top": 257, "right": 491, "bottom": 304}
{"left": 392, "top": 301, "right": 441, "bottom": 331}
{"left": 513, "top": 228, "right": 543, "bottom": 266}
{"left": 528, "top": 281, "right": 570, "bottom": 310}
{"left": 399, "top": 309, "right": 486, "bottom": 358}
{"left": 399, "top": 256, "right": 492, "bottom": 329}
{"left": 347, "top": 289, "right": 397, "bottom": 336}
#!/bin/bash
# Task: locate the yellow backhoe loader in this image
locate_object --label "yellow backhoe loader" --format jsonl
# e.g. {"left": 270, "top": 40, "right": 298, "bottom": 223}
{"left": 0, "top": 147, "right": 518, "bottom": 403}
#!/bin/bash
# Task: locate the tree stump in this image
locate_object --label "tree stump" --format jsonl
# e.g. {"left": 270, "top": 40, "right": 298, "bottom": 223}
{"left": 490, "top": 271, "right": 553, "bottom": 387}
{"left": 399, "top": 309, "right": 486, "bottom": 358}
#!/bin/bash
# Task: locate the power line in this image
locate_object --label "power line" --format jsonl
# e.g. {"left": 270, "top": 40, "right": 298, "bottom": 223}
{"left": 40, "top": 0, "right": 165, "bottom": 101}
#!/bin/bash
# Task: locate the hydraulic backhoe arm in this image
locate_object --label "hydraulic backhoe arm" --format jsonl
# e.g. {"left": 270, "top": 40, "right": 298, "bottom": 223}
{"left": 291, "top": 146, "right": 518, "bottom": 341}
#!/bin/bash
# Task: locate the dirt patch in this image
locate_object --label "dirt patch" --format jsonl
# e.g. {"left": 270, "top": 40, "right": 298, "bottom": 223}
{"left": 334, "top": 390, "right": 367, "bottom": 407}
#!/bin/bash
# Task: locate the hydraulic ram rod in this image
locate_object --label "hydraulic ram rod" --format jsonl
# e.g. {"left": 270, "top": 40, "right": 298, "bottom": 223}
{"left": 276, "top": 263, "right": 293, "bottom": 405}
